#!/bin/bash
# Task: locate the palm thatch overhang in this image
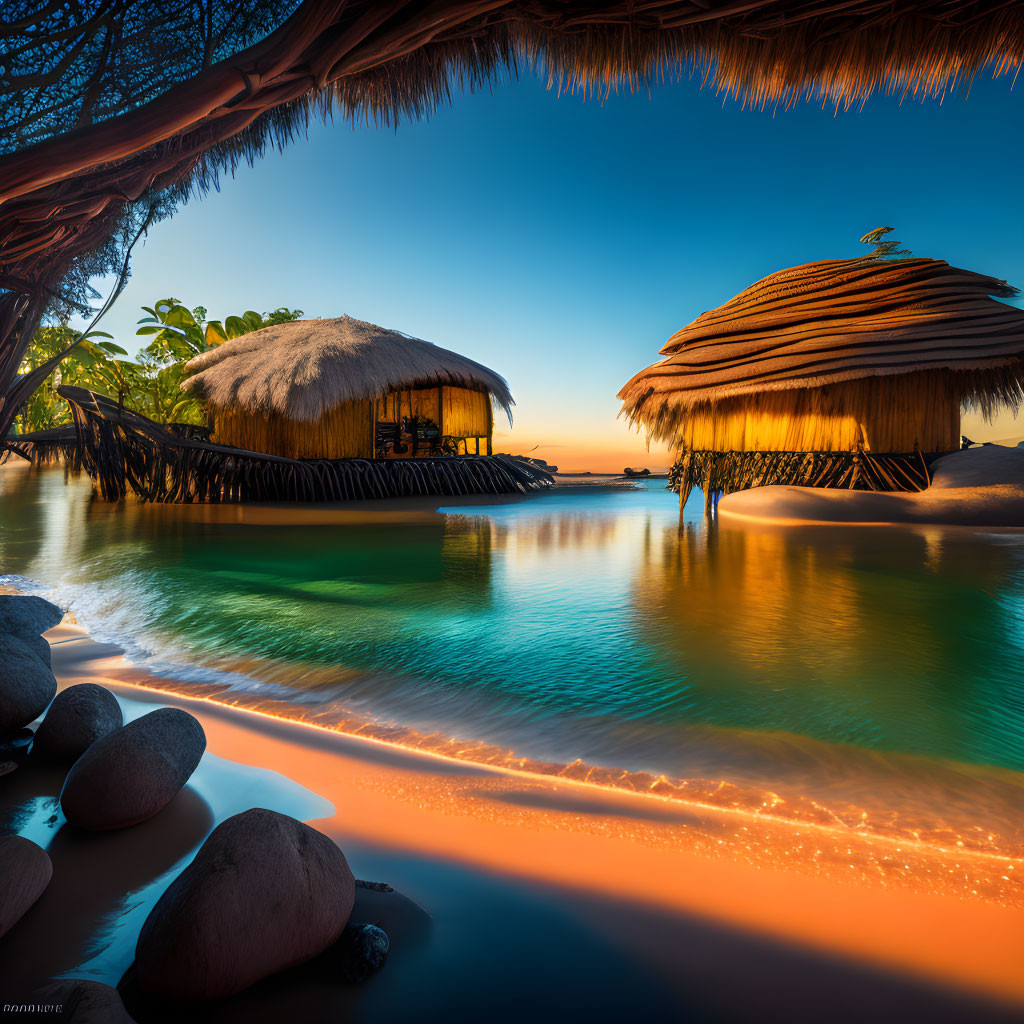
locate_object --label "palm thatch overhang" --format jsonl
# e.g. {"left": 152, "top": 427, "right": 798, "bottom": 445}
{"left": 181, "top": 314, "right": 512, "bottom": 460}
{"left": 2, "top": 2, "right": 1024, "bottom": 436}
{"left": 619, "top": 256, "right": 1024, "bottom": 514}
{"left": 55, "top": 386, "right": 550, "bottom": 505}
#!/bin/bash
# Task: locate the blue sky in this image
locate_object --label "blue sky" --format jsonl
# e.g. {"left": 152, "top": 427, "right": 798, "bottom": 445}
{"left": 93, "top": 70, "right": 1024, "bottom": 471}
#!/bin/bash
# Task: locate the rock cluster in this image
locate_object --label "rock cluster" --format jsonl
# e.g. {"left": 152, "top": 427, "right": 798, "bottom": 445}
{"left": 0, "top": 595, "right": 393, "bottom": 1006}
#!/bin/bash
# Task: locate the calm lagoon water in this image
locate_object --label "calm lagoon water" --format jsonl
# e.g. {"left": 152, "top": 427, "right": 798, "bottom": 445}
{"left": 4, "top": 465, "right": 1024, "bottom": 845}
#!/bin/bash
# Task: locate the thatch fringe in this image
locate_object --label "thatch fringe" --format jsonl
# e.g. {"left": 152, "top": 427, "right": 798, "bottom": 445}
{"left": 57, "top": 386, "right": 550, "bottom": 505}
{"left": 671, "top": 448, "right": 938, "bottom": 517}
{"left": 657, "top": 373, "right": 961, "bottom": 455}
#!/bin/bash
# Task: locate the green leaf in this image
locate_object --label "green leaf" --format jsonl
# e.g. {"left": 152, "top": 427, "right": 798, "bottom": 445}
{"left": 204, "top": 321, "right": 228, "bottom": 345}
{"left": 162, "top": 305, "right": 198, "bottom": 328}
{"left": 223, "top": 315, "right": 249, "bottom": 338}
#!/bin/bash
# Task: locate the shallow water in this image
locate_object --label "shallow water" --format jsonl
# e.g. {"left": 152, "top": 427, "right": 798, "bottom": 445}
{"left": 4, "top": 465, "right": 1024, "bottom": 851}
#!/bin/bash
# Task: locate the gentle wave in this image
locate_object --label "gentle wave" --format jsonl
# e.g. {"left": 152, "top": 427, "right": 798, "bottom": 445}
{"left": 107, "top": 668, "right": 1024, "bottom": 861}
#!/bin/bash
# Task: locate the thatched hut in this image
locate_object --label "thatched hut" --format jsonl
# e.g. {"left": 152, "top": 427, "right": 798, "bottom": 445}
{"left": 49, "top": 317, "right": 548, "bottom": 504}
{"left": 619, "top": 252, "right": 1024, "bottom": 513}
{"left": 182, "top": 315, "right": 511, "bottom": 460}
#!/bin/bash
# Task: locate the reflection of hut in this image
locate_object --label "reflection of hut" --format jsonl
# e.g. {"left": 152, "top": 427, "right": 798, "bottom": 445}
{"left": 183, "top": 316, "right": 511, "bottom": 459}
{"left": 620, "top": 252, "right": 1024, "bottom": 513}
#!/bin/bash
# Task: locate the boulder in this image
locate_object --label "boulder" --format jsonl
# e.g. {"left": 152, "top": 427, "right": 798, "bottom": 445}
{"left": 34, "top": 684, "right": 123, "bottom": 761}
{"left": 60, "top": 708, "right": 205, "bottom": 830}
{"left": 31, "top": 979, "right": 136, "bottom": 1023}
{"left": 0, "top": 594, "right": 63, "bottom": 637}
{"left": 0, "top": 835, "right": 52, "bottom": 938}
{"left": 135, "top": 808, "right": 355, "bottom": 1001}
{"left": 0, "top": 635, "right": 57, "bottom": 732}
{"left": 335, "top": 923, "right": 389, "bottom": 983}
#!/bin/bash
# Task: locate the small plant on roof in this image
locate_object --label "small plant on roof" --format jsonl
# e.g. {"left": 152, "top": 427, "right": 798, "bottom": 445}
{"left": 859, "top": 226, "right": 912, "bottom": 260}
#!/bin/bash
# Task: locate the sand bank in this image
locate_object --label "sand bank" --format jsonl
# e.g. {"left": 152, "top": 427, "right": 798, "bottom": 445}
{"left": 719, "top": 447, "right": 1024, "bottom": 527}
{"left": 1, "top": 617, "right": 1022, "bottom": 1021}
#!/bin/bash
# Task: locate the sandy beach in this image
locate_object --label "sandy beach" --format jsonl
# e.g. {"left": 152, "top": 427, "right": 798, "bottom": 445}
{"left": 1, "top": 612, "right": 1022, "bottom": 1022}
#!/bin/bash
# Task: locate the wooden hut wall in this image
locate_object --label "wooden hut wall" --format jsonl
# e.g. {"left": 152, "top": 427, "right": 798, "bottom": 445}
{"left": 676, "top": 373, "right": 960, "bottom": 454}
{"left": 375, "top": 387, "right": 442, "bottom": 426}
{"left": 211, "top": 400, "right": 374, "bottom": 459}
{"left": 442, "top": 387, "right": 491, "bottom": 439}
{"left": 210, "top": 385, "right": 494, "bottom": 461}
{"left": 376, "top": 386, "right": 492, "bottom": 454}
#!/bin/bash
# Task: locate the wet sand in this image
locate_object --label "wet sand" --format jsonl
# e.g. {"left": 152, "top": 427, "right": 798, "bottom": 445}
{"left": 1, "top": 619, "right": 1023, "bottom": 1021}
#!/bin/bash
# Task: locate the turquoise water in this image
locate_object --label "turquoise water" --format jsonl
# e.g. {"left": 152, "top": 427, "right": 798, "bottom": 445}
{"left": 4, "top": 465, "right": 1024, "bottom": 834}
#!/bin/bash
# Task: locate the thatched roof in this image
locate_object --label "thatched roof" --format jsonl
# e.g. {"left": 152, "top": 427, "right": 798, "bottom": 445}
{"left": 181, "top": 315, "right": 513, "bottom": 423}
{"left": 619, "top": 256, "right": 1024, "bottom": 443}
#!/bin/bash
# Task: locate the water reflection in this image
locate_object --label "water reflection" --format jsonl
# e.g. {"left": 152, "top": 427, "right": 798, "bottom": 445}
{"left": 4, "top": 469, "right": 1024, "bottom": 852}
{"left": 637, "top": 518, "right": 1024, "bottom": 767}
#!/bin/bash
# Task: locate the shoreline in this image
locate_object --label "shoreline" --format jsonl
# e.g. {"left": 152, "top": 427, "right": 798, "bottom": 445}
{"left": 10, "top": 616, "right": 1024, "bottom": 1019}
{"left": 45, "top": 610, "right": 1024, "bottom": 864}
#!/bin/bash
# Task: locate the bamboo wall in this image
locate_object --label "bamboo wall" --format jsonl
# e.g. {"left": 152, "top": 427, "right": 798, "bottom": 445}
{"left": 375, "top": 387, "right": 442, "bottom": 424}
{"left": 678, "top": 374, "right": 960, "bottom": 454}
{"left": 442, "top": 387, "right": 490, "bottom": 437}
{"left": 211, "top": 385, "right": 493, "bottom": 460}
{"left": 212, "top": 401, "right": 374, "bottom": 459}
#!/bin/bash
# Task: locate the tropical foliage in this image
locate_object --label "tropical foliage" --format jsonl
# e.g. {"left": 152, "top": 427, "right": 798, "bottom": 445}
{"left": 16, "top": 327, "right": 129, "bottom": 434}
{"left": 13, "top": 299, "right": 303, "bottom": 434}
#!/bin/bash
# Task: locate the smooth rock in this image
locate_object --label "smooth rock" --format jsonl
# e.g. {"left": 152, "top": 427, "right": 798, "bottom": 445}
{"left": 60, "top": 708, "right": 205, "bottom": 830}
{"left": 0, "top": 635, "right": 57, "bottom": 732}
{"left": 0, "top": 594, "right": 63, "bottom": 636}
{"left": 335, "top": 923, "right": 389, "bottom": 983}
{"left": 135, "top": 808, "right": 355, "bottom": 1001}
{"left": 0, "top": 727, "right": 34, "bottom": 763}
{"left": 32, "top": 979, "right": 136, "bottom": 1023}
{"left": 34, "top": 684, "right": 123, "bottom": 761}
{"left": 0, "top": 834, "right": 52, "bottom": 938}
